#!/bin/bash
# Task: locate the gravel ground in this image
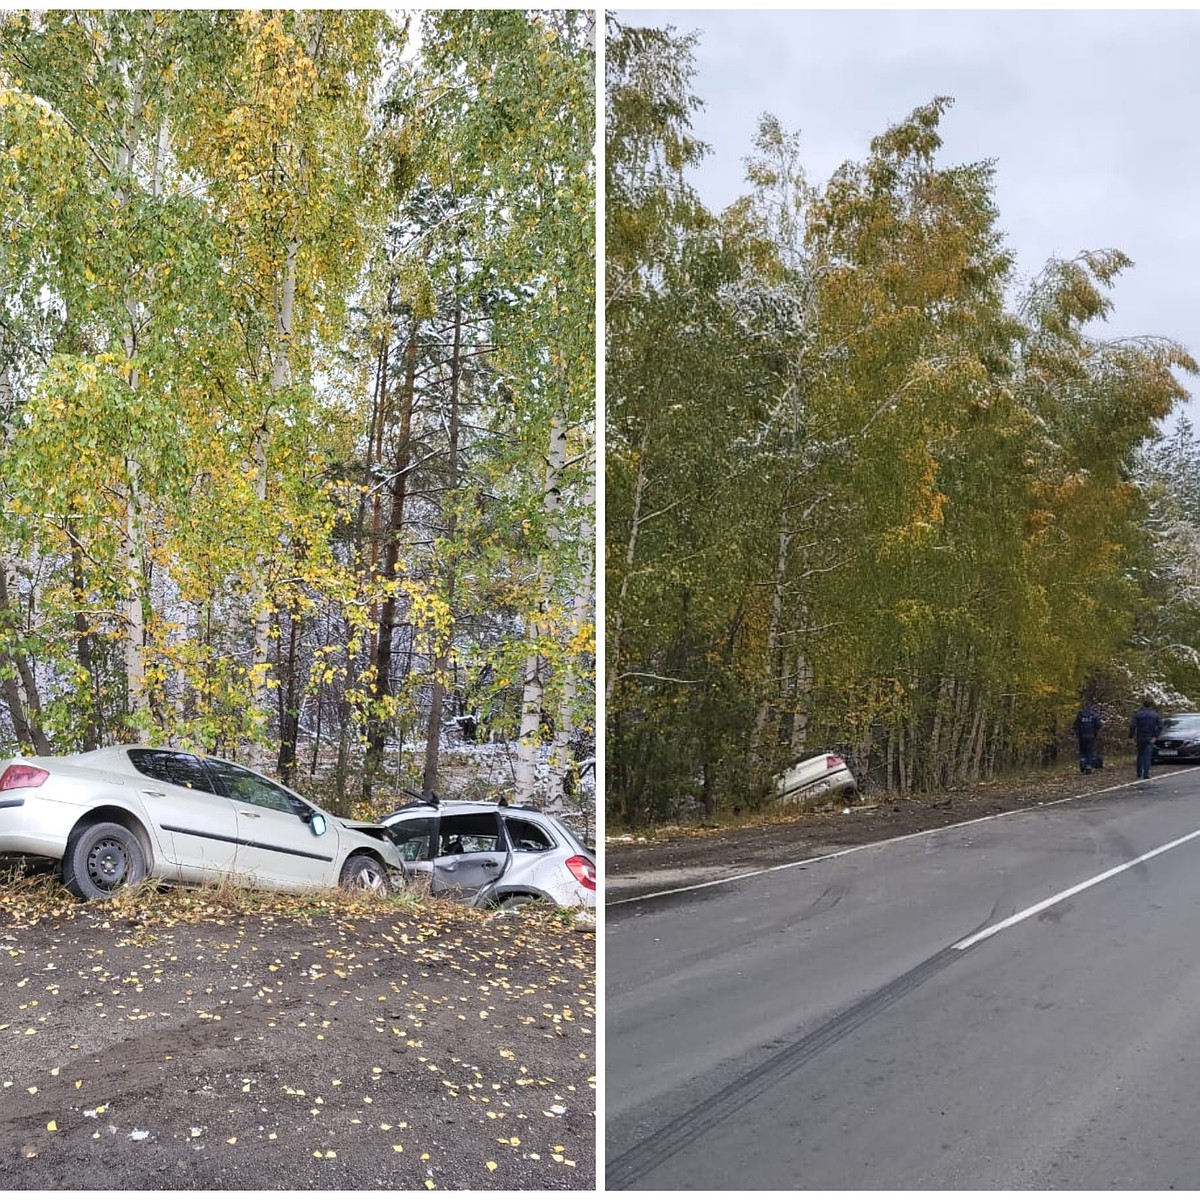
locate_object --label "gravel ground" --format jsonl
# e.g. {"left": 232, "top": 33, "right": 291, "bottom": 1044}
{"left": 0, "top": 879, "right": 595, "bottom": 1190}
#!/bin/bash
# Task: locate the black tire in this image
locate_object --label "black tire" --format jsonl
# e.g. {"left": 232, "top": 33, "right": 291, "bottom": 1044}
{"left": 62, "top": 821, "right": 148, "bottom": 900}
{"left": 339, "top": 853, "right": 390, "bottom": 896}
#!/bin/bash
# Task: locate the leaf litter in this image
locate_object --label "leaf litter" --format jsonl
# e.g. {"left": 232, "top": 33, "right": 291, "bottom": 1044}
{"left": 0, "top": 870, "right": 594, "bottom": 1189}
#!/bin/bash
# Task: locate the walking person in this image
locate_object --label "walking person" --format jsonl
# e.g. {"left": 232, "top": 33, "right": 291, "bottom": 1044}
{"left": 1129, "top": 697, "right": 1163, "bottom": 780}
{"left": 1072, "top": 701, "right": 1102, "bottom": 773}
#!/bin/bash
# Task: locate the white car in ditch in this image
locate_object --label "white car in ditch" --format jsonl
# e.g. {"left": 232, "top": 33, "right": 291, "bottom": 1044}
{"left": 0, "top": 746, "right": 406, "bottom": 899}
{"left": 774, "top": 752, "right": 858, "bottom": 806}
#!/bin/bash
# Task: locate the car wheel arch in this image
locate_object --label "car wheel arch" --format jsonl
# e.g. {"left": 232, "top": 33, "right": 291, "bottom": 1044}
{"left": 67, "top": 805, "right": 156, "bottom": 865}
{"left": 491, "top": 887, "right": 556, "bottom": 908}
{"left": 338, "top": 848, "right": 402, "bottom": 893}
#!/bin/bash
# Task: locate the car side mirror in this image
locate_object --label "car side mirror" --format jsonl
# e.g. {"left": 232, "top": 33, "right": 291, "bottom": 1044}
{"left": 309, "top": 812, "right": 327, "bottom": 837}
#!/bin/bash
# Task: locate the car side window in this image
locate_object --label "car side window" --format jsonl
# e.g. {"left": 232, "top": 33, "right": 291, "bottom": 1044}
{"left": 208, "top": 759, "right": 302, "bottom": 816}
{"left": 128, "top": 749, "right": 216, "bottom": 793}
{"left": 437, "top": 812, "right": 500, "bottom": 856}
{"left": 504, "top": 816, "right": 554, "bottom": 853}
{"left": 388, "top": 817, "right": 436, "bottom": 863}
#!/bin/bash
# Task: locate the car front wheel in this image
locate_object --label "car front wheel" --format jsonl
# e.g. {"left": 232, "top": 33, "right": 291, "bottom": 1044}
{"left": 63, "top": 821, "right": 148, "bottom": 900}
{"left": 339, "top": 853, "right": 390, "bottom": 896}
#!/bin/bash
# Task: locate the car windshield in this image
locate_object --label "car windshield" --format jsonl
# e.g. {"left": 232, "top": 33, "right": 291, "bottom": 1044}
{"left": 1162, "top": 715, "right": 1200, "bottom": 731}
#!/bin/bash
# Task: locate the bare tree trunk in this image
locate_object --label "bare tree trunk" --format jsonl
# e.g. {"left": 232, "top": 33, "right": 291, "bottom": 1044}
{"left": 928, "top": 673, "right": 954, "bottom": 790}
{"left": 68, "top": 532, "right": 100, "bottom": 750}
{"left": 950, "top": 674, "right": 972, "bottom": 784}
{"left": 605, "top": 441, "right": 647, "bottom": 709}
{"left": 0, "top": 565, "right": 51, "bottom": 754}
{"left": 748, "top": 512, "right": 791, "bottom": 774}
{"left": 244, "top": 235, "right": 299, "bottom": 770}
{"left": 422, "top": 293, "right": 463, "bottom": 797}
{"left": 967, "top": 696, "right": 987, "bottom": 781}
{"left": 276, "top": 606, "right": 302, "bottom": 784}
{"left": 364, "top": 312, "right": 418, "bottom": 799}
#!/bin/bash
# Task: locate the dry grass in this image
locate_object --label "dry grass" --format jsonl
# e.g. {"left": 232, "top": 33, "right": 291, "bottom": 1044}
{"left": 0, "top": 857, "right": 587, "bottom": 936}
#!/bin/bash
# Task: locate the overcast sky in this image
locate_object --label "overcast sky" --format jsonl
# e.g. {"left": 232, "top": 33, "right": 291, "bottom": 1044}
{"left": 618, "top": 7, "right": 1200, "bottom": 421}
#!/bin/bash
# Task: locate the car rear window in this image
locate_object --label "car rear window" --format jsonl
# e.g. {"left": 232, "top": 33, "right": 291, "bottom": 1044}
{"left": 127, "top": 749, "right": 213, "bottom": 792}
{"left": 504, "top": 816, "right": 555, "bottom": 852}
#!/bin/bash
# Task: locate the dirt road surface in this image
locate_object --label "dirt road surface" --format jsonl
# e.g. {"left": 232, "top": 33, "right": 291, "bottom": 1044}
{"left": 0, "top": 880, "right": 595, "bottom": 1190}
{"left": 606, "top": 758, "right": 1167, "bottom": 902}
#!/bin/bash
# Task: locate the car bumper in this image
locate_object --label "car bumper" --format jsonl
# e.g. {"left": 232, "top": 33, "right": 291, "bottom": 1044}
{"left": 0, "top": 791, "right": 79, "bottom": 860}
{"left": 776, "top": 770, "right": 857, "bottom": 803}
{"left": 0, "top": 825, "right": 70, "bottom": 859}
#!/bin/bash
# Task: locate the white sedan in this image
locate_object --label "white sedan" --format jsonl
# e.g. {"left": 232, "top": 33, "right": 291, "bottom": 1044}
{"left": 774, "top": 752, "right": 858, "bottom": 806}
{"left": 0, "top": 746, "right": 405, "bottom": 899}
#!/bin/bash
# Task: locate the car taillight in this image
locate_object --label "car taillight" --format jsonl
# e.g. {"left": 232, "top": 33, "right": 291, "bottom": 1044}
{"left": 565, "top": 855, "right": 596, "bottom": 890}
{"left": 826, "top": 755, "right": 844, "bottom": 770}
{"left": 0, "top": 765, "right": 49, "bottom": 792}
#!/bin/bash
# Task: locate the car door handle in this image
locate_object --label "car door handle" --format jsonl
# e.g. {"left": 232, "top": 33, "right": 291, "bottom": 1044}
{"left": 238, "top": 810, "right": 262, "bottom": 819}
{"left": 142, "top": 790, "right": 166, "bottom": 798}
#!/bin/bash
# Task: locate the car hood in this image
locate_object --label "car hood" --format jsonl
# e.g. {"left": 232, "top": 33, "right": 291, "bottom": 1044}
{"left": 337, "top": 819, "right": 391, "bottom": 840}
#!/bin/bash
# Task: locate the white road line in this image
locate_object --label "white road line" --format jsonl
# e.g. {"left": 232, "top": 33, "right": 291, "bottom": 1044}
{"left": 607, "top": 766, "right": 1200, "bottom": 908}
{"left": 953, "top": 824, "right": 1200, "bottom": 950}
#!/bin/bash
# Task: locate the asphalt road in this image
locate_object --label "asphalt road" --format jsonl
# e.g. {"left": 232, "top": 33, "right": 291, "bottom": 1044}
{"left": 605, "top": 765, "right": 1200, "bottom": 1189}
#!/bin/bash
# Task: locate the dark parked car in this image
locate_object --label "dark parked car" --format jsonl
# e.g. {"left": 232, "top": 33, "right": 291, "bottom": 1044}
{"left": 1153, "top": 713, "right": 1200, "bottom": 763}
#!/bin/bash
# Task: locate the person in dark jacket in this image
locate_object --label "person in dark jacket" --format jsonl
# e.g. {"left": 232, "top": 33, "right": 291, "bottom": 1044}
{"left": 1129, "top": 698, "right": 1163, "bottom": 780}
{"left": 1072, "top": 702, "right": 1102, "bottom": 773}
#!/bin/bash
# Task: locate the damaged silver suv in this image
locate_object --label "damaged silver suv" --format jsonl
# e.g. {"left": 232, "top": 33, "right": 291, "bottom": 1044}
{"left": 380, "top": 798, "right": 596, "bottom": 910}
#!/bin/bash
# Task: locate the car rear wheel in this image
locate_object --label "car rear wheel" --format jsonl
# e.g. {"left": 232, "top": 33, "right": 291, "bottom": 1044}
{"left": 339, "top": 853, "right": 390, "bottom": 895}
{"left": 63, "top": 821, "right": 148, "bottom": 900}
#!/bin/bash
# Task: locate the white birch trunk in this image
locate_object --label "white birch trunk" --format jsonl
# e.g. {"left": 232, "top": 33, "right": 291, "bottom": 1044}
{"left": 117, "top": 35, "right": 150, "bottom": 727}
{"left": 789, "top": 650, "right": 813, "bottom": 758}
{"left": 547, "top": 468, "right": 594, "bottom": 811}
{"left": 605, "top": 442, "right": 647, "bottom": 708}
{"left": 246, "top": 237, "right": 298, "bottom": 769}
{"left": 514, "top": 414, "right": 569, "bottom": 806}
{"left": 512, "top": 648, "right": 545, "bottom": 805}
{"left": 748, "top": 511, "right": 791, "bottom": 772}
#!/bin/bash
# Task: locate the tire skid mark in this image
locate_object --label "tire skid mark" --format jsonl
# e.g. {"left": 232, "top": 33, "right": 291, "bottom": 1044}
{"left": 606, "top": 940, "right": 969, "bottom": 1190}
{"left": 0, "top": 1014, "right": 226, "bottom": 1129}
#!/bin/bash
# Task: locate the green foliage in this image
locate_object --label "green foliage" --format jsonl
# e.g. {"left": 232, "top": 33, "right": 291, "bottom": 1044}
{"left": 605, "top": 24, "right": 1198, "bottom": 827}
{"left": 0, "top": 10, "right": 596, "bottom": 810}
